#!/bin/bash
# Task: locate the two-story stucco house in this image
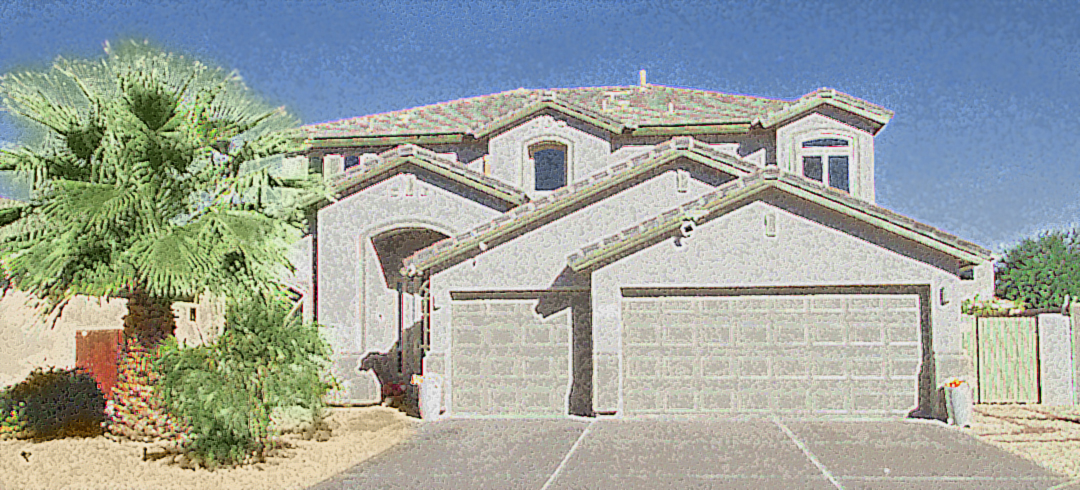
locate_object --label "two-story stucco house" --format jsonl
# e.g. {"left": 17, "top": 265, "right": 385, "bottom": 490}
{"left": 285, "top": 74, "right": 995, "bottom": 421}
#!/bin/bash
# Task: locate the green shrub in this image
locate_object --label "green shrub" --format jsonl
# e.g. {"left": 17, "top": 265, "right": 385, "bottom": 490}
{"left": 154, "top": 295, "right": 339, "bottom": 469}
{"left": 2, "top": 367, "right": 106, "bottom": 440}
{"left": 995, "top": 228, "right": 1080, "bottom": 310}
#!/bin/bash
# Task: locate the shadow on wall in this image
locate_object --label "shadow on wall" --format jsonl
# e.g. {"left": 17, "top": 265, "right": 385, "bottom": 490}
{"left": 358, "top": 320, "right": 425, "bottom": 418}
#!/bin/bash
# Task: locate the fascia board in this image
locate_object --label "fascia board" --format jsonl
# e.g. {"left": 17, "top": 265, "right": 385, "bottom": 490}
{"left": 309, "top": 133, "right": 465, "bottom": 148}
{"left": 762, "top": 98, "right": 893, "bottom": 129}
{"left": 470, "top": 101, "right": 625, "bottom": 138}
{"left": 630, "top": 123, "right": 751, "bottom": 137}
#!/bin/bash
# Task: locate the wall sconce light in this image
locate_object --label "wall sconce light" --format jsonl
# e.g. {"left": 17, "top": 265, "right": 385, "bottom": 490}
{"left": 940, "top": 286, "right": 949, "bottom": 306}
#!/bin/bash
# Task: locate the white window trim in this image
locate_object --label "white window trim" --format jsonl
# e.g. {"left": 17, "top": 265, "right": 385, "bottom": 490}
{"left": 524, "top": 136, "right": 573, "bottom": 194}
{"left": 797, "top": 134, "right": 854, "bottom": 193}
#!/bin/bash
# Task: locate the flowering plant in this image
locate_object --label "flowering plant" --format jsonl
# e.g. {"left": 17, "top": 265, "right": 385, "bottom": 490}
{"left": 944, "top": 378, "right": 966, "bottom": 389}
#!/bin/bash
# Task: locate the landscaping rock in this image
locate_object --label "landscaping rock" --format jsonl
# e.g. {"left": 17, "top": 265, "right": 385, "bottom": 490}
{"left": 314, "top": 430, "right": 331, "bottom": 442}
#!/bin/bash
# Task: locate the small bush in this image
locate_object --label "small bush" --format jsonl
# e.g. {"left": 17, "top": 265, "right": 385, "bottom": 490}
{"left": 0, "top": 389, "right": 27, "bottom": 439}
{"left": 3, "top": 367, "right": 106, "bottom": 440}
{"left": 154, "top": 295, "right": 339, "bottom": 469}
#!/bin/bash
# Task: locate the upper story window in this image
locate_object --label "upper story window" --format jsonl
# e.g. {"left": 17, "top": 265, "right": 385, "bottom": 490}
{"left": 800, "top": 137, "right": 850, "bottom": 192}
{"left": 529, "top": 142, "right": 568, "bottom": 191}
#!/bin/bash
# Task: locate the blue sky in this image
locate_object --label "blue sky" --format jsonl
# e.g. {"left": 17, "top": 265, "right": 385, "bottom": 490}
{"left": 0, "top": 0, "right": 1077, "bottom": 254}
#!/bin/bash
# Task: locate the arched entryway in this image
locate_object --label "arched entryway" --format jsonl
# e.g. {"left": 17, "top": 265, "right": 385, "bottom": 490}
{"left": 369, "top": 227, "right": 448, "bottom": 294}
{"left": 361, "top": 226, "right": 449, "bottom": 415}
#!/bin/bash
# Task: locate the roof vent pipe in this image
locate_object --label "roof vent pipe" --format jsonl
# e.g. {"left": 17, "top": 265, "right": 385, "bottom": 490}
{"left": 639, "top": 70, "right": 647, "bottom": 87}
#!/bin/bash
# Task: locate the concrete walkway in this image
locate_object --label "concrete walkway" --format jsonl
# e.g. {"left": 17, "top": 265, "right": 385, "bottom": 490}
{"left": 308, "top": 417, "right": 1069, "bottom": 490}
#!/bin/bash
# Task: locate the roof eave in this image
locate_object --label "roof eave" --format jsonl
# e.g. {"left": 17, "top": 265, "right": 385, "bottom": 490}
{"left": 302, "top": 145, "right": 528, "bottom": 210}
{"left": 772, "top": 179, "right": 992, "bottom": 263}
{"left": 630, "top": 122, "right": 751, "bottom": 137}
{"left": 402, "top": 138, "right": 763, "bottom": 276}
{"left": 470, "top": 100, "right": 626, "bottom": 138}
{"left": 761, "top": 98, "right": 894, "bottom": 131}
{"left": 308, "top": 133, "right": 466, "bottom": 149}
{"left": 567, "top": 173, "right": 992, "bottom": 272}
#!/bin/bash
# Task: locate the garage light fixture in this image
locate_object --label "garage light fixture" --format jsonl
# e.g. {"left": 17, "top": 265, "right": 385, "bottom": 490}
{"left": 939, "top": 286, "right": 949, "bottom": 306}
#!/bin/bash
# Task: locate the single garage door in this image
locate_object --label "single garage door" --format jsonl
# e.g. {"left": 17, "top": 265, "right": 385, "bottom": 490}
{"left": 622, "top": 292, "right": 923, "bottom": 417}
{"left": 451, "top": 298, "right": 571, "bottom": 416}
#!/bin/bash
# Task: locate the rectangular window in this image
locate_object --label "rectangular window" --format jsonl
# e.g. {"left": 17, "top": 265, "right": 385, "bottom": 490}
{"left": 534, "top": 148, "right": 567, "bottom": 191}
{"left": 803, "top": 156, "right": 823, "bottom": 182}
{"left": 828, "top": 156, "right": 849, "bottom": 192}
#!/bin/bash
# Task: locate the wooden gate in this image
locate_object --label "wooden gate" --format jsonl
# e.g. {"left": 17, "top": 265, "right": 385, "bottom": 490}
{"left": 75, "top": 329, "right": 124, "bottom": 399}
{"left": 965, "top": 317, "right": 1040, "bottom": 403}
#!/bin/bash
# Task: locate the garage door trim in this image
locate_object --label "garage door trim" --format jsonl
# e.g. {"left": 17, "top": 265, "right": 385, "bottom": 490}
{"left": 619, "top": 284, "right": 935, "bottom": 417}
{"left": 622, "top": 284, "right": 933, "bottom": 298}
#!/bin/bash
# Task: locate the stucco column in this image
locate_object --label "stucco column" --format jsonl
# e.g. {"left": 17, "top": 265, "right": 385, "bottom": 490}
{"left": 1038, "top": 314, "right": 1075, "bottom": 406}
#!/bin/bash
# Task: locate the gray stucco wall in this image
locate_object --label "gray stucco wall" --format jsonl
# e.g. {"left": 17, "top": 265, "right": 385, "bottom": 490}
{"left": 316, "top": 171, "right": 503, "bottom": 402}
{"left": 488, "top": 114, "right": 612, "bottom": 197}
{"left": 427, "top": 170, "right": 720, "bottom": 414}
{"left": 591, "top": 199, "right": 971, "bottom": 414}
{"left": 1038, "top": 313, "right": 1075, "bottom": 405}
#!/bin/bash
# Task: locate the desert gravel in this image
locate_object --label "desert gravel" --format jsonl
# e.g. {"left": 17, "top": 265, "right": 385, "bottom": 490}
{"left": 0, "top": 406, "right": 418, "bottom": 490}
{"left": 966, "top": 404, "right": 1080, "bottom": 484}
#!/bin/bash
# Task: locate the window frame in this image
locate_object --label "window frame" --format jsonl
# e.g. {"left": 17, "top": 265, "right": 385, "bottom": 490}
{"left": 798, "top": 135, "right": 853, "bottom": 193}
{"left": 526, "top": 139, "right": 571, "bottom": 193}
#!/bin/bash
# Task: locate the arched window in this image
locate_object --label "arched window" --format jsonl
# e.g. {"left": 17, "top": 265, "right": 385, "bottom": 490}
{"left": 529, "top": 142, "right": 568, "bottom": 191}
{"left": 800, "top": 137, "right": 851, "bottom": 192}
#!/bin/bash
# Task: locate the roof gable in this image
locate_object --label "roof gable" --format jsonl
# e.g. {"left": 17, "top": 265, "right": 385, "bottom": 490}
{"left": 305, "top": 144, "right": 529, "bottom": 209}
{"left": 300, "top": 86, "right": 891, "bottom": 143}
{"left": 566, "top": 167, "right": 992, "bottom": 272}
{"left": 400, "top": 136, "right": 760, "bottom": 276}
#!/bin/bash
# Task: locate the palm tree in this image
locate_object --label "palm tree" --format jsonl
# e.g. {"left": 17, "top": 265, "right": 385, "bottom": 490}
{"left": 0, "top": 39, "right": 328, "bottom": 350}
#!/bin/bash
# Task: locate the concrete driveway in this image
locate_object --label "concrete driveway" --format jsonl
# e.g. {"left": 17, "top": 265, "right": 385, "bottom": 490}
{"left": 308, "top": 417, "right": 1071, "bottom": 490}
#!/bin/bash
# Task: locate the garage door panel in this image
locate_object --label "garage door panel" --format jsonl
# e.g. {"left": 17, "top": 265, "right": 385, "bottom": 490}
{"left": 849, "top": 324, "right": 886, "bottom": 343}
{"left": 451, "top": 300, "right": 569, "bottom": 416}
{"left": 698, "top": 325, "right": 734, "bottom": 345}
{"left": 665, "top": 390, "right": 697, "bottom": 411}
{"left": 622, "top": 293, "right": 923, "bottom": 416}
{"left": 453, "top": 386, "right": 487, "bottom": 413}
{"left": 773, "top": 356, "right": 813, "bottom": 378}
{"left": 664, "top": 356, "right": 698, "bottom": 378}
{"left": 663, "top": 325, "right": 695, "bottom": 346}
{"left": 736, "top": 356, "right": 772, "bottom": 378}
{"left": 734, "top": 320, "right": 771, "bottom": 345}
{"left": 810, "top": 323, "right": 846, "bottom": 343}
{"left": 701, "top": 356, "right": 736, "bottom": 378}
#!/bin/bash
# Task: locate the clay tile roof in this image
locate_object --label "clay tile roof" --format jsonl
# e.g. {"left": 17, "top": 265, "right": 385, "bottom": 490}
{"left": 301, "top": 85, "right": 891, "bottom": 140}
{"left": 306, "top": 144, "right": 528, "bottom": 208}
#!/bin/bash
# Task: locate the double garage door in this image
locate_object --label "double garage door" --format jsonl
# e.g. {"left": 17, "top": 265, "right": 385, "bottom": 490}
{"left": 622, "top": 291, "right": 924, "bottom": 417}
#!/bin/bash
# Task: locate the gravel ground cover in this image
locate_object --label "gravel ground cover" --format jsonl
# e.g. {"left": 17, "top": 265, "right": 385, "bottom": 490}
{"left": 966, "top": 403, "right": 1080, "bottom": 484}
{"left": 0, "top": 406, "right": 418, "bottom": 490}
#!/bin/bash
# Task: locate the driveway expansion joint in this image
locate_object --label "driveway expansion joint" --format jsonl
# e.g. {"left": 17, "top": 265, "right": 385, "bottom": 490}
{"left": 539, "top": 419, "right": 593, "bottom": 490}
{"left": 773, "top": 418, "right": 844, "bottom": 489}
